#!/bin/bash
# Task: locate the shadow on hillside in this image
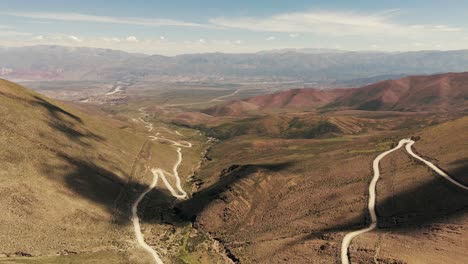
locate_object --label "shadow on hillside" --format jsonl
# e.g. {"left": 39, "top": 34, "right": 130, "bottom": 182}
{"left": 377, "top": 161, "right": 468, "bottom": 228}
{"left": 283, "top": 158, "right": 468, "bottom": 251}
{"left": 31, "top": 96, "right": 82, "bottom": 123}
{"left": 1, "top": 91, "right": 104, "bottom": 146}
{"left": 31, "top": 96, "right": 105, "bottom": 145}
{"left": 175, "top": 162, "right": 293, "bottom": 221}
{"left": 0, "top": 91, "right": 81, "bottom": 123}
{"left": 54, "top": 152, "right": 175, "bottom": 225}
{"left": 46, "top": 119, "right": 104, "bottom": 146}
{"left": 46, "top": 149, "right": 293, "bottom": 226}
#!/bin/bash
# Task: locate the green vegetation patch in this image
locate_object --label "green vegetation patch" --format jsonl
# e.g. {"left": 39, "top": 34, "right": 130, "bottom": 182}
{"left": 174, "top": 227, "right": 209, "bottom": 264}
{"left": 348, "top": 141, "right": 393, "bottom": 154}
{"left": 283, "top": 120, "right": 342, "bottom": 139}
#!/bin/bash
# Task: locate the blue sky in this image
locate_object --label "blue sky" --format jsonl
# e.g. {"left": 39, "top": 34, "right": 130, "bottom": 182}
{"left": 1, "top": 0, "right": 468, "bottom": 55}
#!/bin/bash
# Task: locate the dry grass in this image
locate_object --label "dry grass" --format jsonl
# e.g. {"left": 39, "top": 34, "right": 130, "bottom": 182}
{"left": 0, "top": 79, "right": 150, "bottom": 256}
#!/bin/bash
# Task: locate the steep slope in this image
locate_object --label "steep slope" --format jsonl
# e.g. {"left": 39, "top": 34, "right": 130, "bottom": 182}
{"left": 206, "top": 72, "right": 468, "bottom": 116}
{"left": 0, "top": 79, "right": 148, "bottom": 260}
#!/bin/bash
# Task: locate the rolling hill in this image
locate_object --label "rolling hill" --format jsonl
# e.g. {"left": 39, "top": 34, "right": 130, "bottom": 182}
{"left": 206, "top": 72, "right": 468, "bottom": 116}
{"left": 327, "top": 72, "right": 468, "bottom": 112}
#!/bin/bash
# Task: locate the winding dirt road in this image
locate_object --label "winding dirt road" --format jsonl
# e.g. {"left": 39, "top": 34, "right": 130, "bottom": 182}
{"left": 131, "top": 116, "right": 193, "bottom": 263}
{"left": 341, "top": 138, "right": 468, "bottom": 264}
{"left": 131, "top": 171, "right": 164, "bottom": 264}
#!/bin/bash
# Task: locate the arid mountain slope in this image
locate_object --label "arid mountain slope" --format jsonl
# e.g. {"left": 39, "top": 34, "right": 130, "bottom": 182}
{"left": 348, "top": 116, "right": 468, "bottom": 263}
{"left": 0, "top": 79, "right": 231, "bottom": 263}
{"left": 188, "top": 116, "right": 468, "bottom": 263}
{"left": 206, "top": 72, "right": 468, "bottom": 116}
{"left": 0, "top": 79, "right": 149, "bottom": 260}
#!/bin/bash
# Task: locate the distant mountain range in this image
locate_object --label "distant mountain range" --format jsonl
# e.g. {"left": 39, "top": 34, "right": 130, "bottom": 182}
{"left": 2, "top": 45, "right": 468, "bottom": 87}
{"left": 256, "top": 48, "right": 351, "bottom": 54}
{"left": 206, "top": 72, "right": 468, "bottom": 115}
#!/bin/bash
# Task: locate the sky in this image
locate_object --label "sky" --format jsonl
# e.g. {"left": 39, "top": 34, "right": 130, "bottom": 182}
{"left": 1, "top": 0, "right": 468, "bottom": 55}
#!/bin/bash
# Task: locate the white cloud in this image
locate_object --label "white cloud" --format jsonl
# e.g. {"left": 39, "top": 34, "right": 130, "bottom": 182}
{"left": 210, "top": 10, "right": 464, "bottom": 37}
{"left": 68, "top": 35, "right": 83, "bottom": 42}
{"left": 433, "top": 25, "right": 461, "bottom": 32}
{"left": 126, "top": 36, "right": 138, "bottom": 42}
{"left": 160, "top": 36, "right": 166, "bottom": 40}
{"left": 289, "top": 33, "right": 299, "bottom": 38}
{"left": 235, "top": 40, "right": 242, "bottom": 44}
{"left": 266, "top": 36, "right": 276, "bottom": 41}
{"left": 103, "top": 37, "right": 121, "bottom": 42}
{"left": 34, "top": 35, "right": 44, "bottom": 40}
{"left": 5, "top": 11, "right": 212, "bottom": 28}
{"left": 198, "top": 39, "right": 206, "bottom": 44}
{"left": 0, "top": 30, "right": 31, "bottom": 36}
